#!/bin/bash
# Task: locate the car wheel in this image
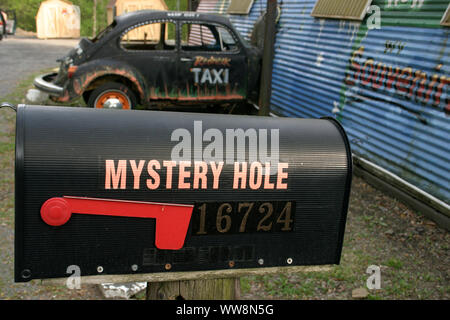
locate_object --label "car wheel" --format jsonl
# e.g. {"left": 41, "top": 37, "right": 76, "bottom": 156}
{"left": 88, "top": 82, "right": 137, "bottom": 110}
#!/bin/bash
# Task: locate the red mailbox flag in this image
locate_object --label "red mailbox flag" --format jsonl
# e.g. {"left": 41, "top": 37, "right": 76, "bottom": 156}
{"left": 40, "top": 196, "right": 194, "bottom": 250}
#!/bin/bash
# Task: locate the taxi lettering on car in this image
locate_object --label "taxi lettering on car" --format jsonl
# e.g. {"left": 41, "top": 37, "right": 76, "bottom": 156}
{"left": 34, "top": 10, "right": 262, "bottom": 110}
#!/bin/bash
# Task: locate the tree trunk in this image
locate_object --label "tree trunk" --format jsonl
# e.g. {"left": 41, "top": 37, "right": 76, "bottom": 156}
{"left": 93, "top": 0, "right": 97, "bottom": 38}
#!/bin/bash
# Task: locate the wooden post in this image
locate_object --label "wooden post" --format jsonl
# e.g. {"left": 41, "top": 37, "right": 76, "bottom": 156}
{"left": 258, "top": 0, "right": 278, "bottom": 116}
{"left": 146, "top": 278, "right": 240, "bottom": 300}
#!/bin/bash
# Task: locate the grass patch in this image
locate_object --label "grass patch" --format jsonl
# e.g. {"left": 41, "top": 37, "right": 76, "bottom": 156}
{"left": 241, "top": 177, "right": 449, "bottom": 300}
{"left": 0, "top": 142, "right": 15, "bottom": 154}
{"left": 240, "top": 277, "right": 251, "bottom": 295}
{"left": 1, "top": 67, "right": 86, "bottom": 109}
{"left": 1, "top": 68, "right": 53, "bottom": 104}
{"left": 386, "top": 258, "right": 403, "bottom": 270}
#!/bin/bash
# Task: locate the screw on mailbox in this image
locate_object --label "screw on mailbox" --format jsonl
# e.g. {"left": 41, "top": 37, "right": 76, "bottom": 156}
{"left": 40, "top": 196, "right": 194, "bottom": 250}
{"left": 21, "top": 269, "right": 31, "bottom": 279}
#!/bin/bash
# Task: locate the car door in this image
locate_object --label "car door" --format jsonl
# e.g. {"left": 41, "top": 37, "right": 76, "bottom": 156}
{"left": 177, "top": 21, "right": 247, "bottom": 102}
{"left": 118, "top": 20, "right": 178, "bottom": 101}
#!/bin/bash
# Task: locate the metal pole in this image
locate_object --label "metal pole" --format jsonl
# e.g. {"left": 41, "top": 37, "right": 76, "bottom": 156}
{"left": 258, "top": 0, "right": 277, "bottom": 116}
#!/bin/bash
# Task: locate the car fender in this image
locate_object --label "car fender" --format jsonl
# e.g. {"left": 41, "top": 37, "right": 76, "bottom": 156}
{"left": 70, "top": 59, "right": 148, "bottom": 103}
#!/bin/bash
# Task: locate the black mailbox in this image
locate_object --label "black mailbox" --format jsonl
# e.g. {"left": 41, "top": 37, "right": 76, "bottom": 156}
{"left": 14, "top": 105, "right": 352, "bottom": 282}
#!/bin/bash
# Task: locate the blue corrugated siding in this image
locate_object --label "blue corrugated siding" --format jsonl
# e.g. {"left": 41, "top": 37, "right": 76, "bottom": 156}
{"left": 200, "top": 0, "right": 450, "bottom": 206}
{"left": 228, "top": 0, "right": 266, "bottom": 40}
{"left": 271, "top": 4, "right": 358, "bottom": 119}
{"left": 340, "top": 20, "right": 449, "bottom": 202}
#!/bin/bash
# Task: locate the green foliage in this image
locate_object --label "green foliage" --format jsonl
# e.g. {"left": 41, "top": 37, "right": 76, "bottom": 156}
{"left": 0, "top": 0, "right": 188, "bottom": 37}
{"left": 168, "top": 0, "right": 188, "bottom": 11}
{"left": 0, "top": 0, "right": 41, "bottom": 32}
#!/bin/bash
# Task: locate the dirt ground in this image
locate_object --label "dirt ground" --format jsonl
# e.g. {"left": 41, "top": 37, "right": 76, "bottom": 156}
{"left": 0, "top": 37, "right": 448, "bottom": 300}
{"left": 240, "top": 176, "right": 449, "bottom": 300}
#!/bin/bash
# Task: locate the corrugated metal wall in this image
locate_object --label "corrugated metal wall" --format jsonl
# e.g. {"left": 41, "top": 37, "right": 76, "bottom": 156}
{"left": 197, "top": 0, "right": 450, "bottom": 208}
{"left": 195, "top": 0, "right": 262, "bottom": 39}
{"left": 228, "top": 0, "right": 266, "bottom": 40}
{"left": 339, "top": 1, "right": 449, "bottom": 208}
{"left": 189, "top": 0, "right": 230, "bottom": 45}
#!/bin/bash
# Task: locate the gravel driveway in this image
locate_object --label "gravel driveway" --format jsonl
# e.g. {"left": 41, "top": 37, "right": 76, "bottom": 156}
{"left": 0, "top": 37, "right": 79, "bottom": 99}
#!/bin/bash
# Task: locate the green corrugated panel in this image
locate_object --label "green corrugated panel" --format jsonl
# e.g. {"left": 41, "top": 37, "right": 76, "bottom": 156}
{"left": 379, "top": 0, "right": 449, "bottom": 28}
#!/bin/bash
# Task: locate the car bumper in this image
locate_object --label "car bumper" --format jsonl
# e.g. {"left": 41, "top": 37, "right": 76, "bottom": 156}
{"left": 34, "top": 73, "right": 64, "bottom": 96}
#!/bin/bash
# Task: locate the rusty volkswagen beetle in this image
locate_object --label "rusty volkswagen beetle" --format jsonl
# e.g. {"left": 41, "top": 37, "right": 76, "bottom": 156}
{"left": 34, "top": 10, "right": 262, "bottom": 110}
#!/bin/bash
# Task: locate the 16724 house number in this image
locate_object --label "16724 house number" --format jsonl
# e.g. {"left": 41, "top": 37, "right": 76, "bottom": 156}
{"left": 191, "top": 201, "right": 295, "bottom": 236}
